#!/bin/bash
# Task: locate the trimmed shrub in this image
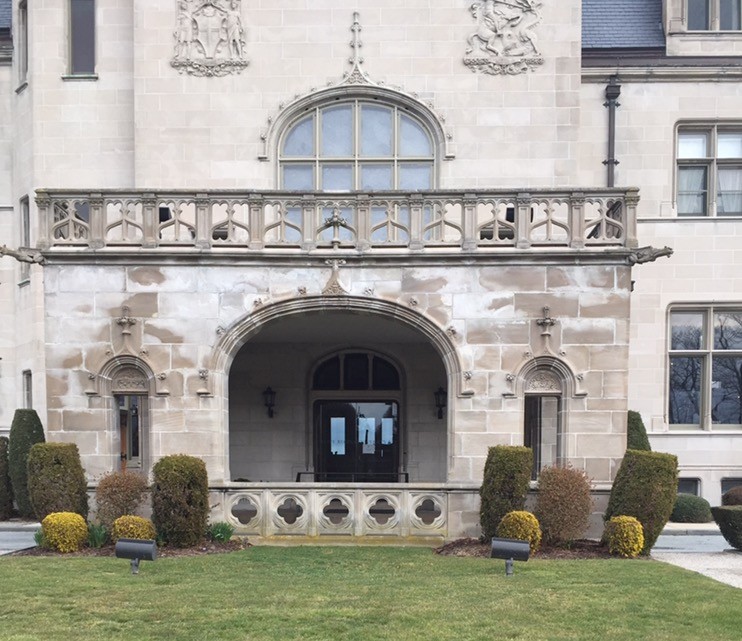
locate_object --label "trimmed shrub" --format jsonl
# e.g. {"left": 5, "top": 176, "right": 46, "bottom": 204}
{"left": 711, "top": 506, "right": 742, "bottom": 551}
{"left": 8, "top": 409, "right": 45, "bottom": 518}
{"left": 670, "top": 493, "right": 713, "bottom": 523}
{"left": 95, "top": 470, "right": 149, "bottom": 529}
{"left": 604, "top": 449, "right": 678, "bottom": 555}
{"left": 151, "top": 454, "right": 209, "bottom": 548}
{"left": 626, "top": 410, "right": 651, "bottom": 451}
{"left": 27, "top": 443, "right": 89, "bottom": 521}
{"left": 496, "top": 510, "right": 542, "bottom": 554}
{"left": 111, "top": 515, "right": 156, "bottom": 544}
{"left": 0, "top": 436, "right": 13, "bottom": 520}
{"left": 206, "top": 521, "right": 235, "bottom": 543}
{"left": 479, "top": 445, "right": 533, "bottom": 539}
{"left": 604, "top": 516, "right": 644, "bottom": 558}
{"left": 721, "top": 486, "right": 742, "bottom": 506}
{"left": 41, "top": 512, "right": 88, "bottom": 553}
{"left": 534, "top": 464, "right": 592, "bottom": 546}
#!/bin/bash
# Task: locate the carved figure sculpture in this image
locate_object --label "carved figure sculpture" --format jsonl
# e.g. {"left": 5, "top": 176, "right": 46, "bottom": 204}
{"left": 0, "top": 245, "right": 46, "bottom": 265}
{"left": 174, "top": 1, "right": 195, "bottom": 60}
{"left": 226, "top": 0, "right": 244, "bottom": 60}
{"left": 464, "top": 0, "right": 543, "bottom": 75}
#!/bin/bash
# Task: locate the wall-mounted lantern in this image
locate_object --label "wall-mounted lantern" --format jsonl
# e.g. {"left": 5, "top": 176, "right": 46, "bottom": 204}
{"left": 263, "top": 386, "right": 276, "bottom": 418}
{"left": 434, "top": 387, "right": 446, "bottom": 419}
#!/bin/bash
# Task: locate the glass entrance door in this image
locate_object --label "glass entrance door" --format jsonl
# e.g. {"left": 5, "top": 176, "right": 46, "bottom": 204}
{"left": 315, "top": 400, "right": 399, "bottom": 482}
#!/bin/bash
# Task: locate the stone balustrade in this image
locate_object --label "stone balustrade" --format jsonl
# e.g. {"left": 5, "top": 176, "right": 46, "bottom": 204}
{"left": 35, "top": 188, "right": 638, "bottom": 253}
{"left": 211, "top": 484, "right": 449, "bottom": 540}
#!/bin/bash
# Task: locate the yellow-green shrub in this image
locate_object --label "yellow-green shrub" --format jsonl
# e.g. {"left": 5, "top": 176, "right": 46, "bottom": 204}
{"left": 605, "top": 515, "right": 644, "bottom": 558}
{"left": 111, "top": 515, "right": 156, "bottom": 543}
{"left": 496, "top": 510, "right": 542, "bottom": 553}
{"left": 41, "top": 512, "right": 88, "bottom": 553}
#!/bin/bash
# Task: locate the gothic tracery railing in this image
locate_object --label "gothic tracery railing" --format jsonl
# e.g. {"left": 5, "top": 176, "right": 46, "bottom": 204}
{"left": 36, "top": 188, "right": 638, "bottom": 252}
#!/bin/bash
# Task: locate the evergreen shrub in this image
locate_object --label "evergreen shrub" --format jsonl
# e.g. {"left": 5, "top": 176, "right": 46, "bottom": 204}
{"left": 626, "top": 410, "right": 651, "bottom": 451}
{"left": 8, "top": 409, "right": 45, "bottom": 518}
{"left": 670, "top": 493, "right": 712, "bottom": 523}
{"left": 604, "top": 516, "right": 644, "bottom": 558}
{"left": 111, "top": 515, "right": 156, "bottom": 544}
{"left": 534, "top": 464, "right": 592, "bottom": 546}
{"left": 95, "top": 470, "right": 149, "bottom": 529}
{"left": 41, "top": 512, "right": 88, "bottom": 553}
{"left": 721, "top": 486, "right": 742, "bottom": 506}
{"left": 604, "top": 449, "right": 678, "bottom": 555}
{"left": 0, "top": 436, "right": 13, "bottom": 520}
{"left": 496, "top": 510, "right": 542, "bottom": 554}
{"left": 711, "top": 506, "right": 742, "bottom": 551}
{"left": 27, "top": 442, "right": 89, "bottom": 521}
{"left": 151, "top": 454, "right": 209, "bottom": 547}
{"left": 479, "top": 445, "right": 533, "bottom": 539}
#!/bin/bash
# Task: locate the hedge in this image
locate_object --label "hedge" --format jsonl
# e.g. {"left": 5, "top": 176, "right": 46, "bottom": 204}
{"left": 711, "top": 506, "right": 742, "bottom": 551}
{"left": 8, "top": 409, "right": 45, "bottom": 518}
{"left": 626, "top": 410, "right": 651, "bottom": 451}
{"left": 27, "top": 442, "right": 89, "bottom": 521}
{"left": 604, "top": 449, "right": 678, "bottom": 555}
{"left": 479, "top": 445, "right": 533, "bottom": 540}
{"left": 670, "top": 493, "right": 712, "bottom": 523}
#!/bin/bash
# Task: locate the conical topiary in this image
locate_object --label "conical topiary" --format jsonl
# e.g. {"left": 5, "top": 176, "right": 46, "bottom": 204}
{"left": 8, "top": 409, "right": 46, "bottom": 518}
{"left": 626, "top": 410, "right": 651, "bottom": 451}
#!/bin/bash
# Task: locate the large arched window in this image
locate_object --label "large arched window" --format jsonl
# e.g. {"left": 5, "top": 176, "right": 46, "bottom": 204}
{"left": 280, "top": 100, "right": 435, "bottom": 191}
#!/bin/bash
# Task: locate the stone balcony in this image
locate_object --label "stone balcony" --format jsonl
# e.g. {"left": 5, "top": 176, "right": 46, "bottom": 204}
{"left": 35, "top": 188, "right": 638, "bottom": 259}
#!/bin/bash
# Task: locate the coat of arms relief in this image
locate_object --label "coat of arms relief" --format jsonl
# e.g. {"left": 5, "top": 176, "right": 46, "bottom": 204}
{"left": 464, "top": 0, "right": 544, "bottom": 75}
{"left": 171, "top": 0, "right": 248, "bottom": 76}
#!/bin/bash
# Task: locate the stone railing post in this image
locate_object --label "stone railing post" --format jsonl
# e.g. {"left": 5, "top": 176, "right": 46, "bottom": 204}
{"left": 356, "top": 193, "right": 371, "bottom": 252}
{"left": 462, "top": 194, "right": 477, "bottom": 251}
{"left": 141, "top": 194, "right": 158, "bottom": 248}
{"left": 248, "top": 195, "right": 264, "bottom": 250}
{"left": 302, "top": 195, "right": 317, "bottom": 251}
{"left": 35, "top": 190, "right": 51, "bottom": 250}
{"left": 516, "top": 192, "right": 531, "bottom": 249}
{"left": 569, "top": 192, "right": 585, "bottom": 249}
{"left": 409, "top": 194, "right": 424, "bottom": 251}
{"left": 194, "top": 193, "right": 210, "bottom": 249}
{"left": 624, "top": 188, "right": 639, "bottom": 248}
{"left": 88, "top": 193, "right": 105, "bottom": 249}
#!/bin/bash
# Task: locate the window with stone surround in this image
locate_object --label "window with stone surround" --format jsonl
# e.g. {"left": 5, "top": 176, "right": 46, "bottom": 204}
{"left": 69, "top": 0, "right": 96, "bottom": 75}
{"left": 523, "top": 370, "right": 564, "bottom": 480}
{"left": 687, "top": 0, "right": 741, "bottom": 31}
{"left": 22, "top": 370, "right": 32, "bottom": 409}
{"left": 677, "top": 124, "right": 742, "bottom": 216}
{"left": 668, "top": 306, "right": 742, "bottom": 430}
{"left": 19, "top": 196, "right": 30, "bottom": 282}
{"left": 279, "top": 100, "right": 435, "bottom": 191}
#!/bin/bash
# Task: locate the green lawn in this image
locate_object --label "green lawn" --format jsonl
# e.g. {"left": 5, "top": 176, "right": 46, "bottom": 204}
{"left": 0, "top": 546, "right": 739, "bottom": 641}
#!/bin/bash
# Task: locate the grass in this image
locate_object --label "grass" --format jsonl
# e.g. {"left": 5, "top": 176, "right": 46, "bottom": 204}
{"left": 0, "top": 546, "right": 740, "bottom": 641}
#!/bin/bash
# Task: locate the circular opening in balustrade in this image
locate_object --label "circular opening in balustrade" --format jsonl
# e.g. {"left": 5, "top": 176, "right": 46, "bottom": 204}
{"left": 277, "top": 497, "right": 304, "bottom": 525}
{"left": 231, "top": 497, "right": 258, "bottom": 525}
{"left": 322, "top": 498, "right": 350, "bottom": 525}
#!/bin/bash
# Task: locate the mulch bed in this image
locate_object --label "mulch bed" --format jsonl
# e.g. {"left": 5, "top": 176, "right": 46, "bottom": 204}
{"left": 9, "top": 539, "right": 249, "bottom": 558}
{"left": 434, "top": 538, "right": 615, "bottom": 560}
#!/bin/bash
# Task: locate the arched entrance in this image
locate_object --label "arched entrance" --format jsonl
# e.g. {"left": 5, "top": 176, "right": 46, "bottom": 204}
{"left": 225, "top": 300, "right": 452, "bottom": 484}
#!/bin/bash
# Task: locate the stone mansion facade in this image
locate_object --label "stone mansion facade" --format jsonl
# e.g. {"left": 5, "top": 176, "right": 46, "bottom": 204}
{"left": 0, "top": 0, "right": 740, "bottom": 540}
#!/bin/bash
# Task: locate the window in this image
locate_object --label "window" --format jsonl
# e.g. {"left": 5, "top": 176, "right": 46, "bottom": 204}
{"left": 524, "top": 395, "right": 562, "bottom": 479}
{"left": 677, "top": 478, "right": 700, "bottom": 495}
{"left": 721, "top": 477, "right": 742, "bottom": 493}
{"left": 116, "top": 394, "right": 147, "bottom": 471}
{"left": 279, "top": 100, "right": 435, "bottom": 191}
{"left": 687, "top": 0, "right": 742, "bottom": 30}
{"left": 668, "top": 307, "right": 742, "bottom": 429}
{"left": 22, "top": 370, "right": 32, "bottom": 409}
{"left": 677, "top": 125, "right": 742, "bottom": 216}
{"left": 17, "top": 1, "right": 28, "bottom": 84}
{"left": 69, "top": 0, "right": 95, "bottom": 75}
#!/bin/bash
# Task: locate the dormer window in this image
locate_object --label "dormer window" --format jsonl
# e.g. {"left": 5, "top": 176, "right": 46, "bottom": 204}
{"left": 687, "top": 0, "right": 741, "bottom": 31}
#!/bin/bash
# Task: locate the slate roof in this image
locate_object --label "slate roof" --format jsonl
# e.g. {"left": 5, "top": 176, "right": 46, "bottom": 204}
{"left": 0, "top": 0, "right": 10, "bottom": 30}
{"left": 582, "top": 0, "right": 665, "bottom": 49}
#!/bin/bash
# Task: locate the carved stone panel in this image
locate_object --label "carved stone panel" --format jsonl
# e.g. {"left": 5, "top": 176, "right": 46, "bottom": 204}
{"left": 526, "top": 371, "right": 561, "bottom": 393}
{"left": 464, "top": 0, "right": 544, "bottom": 76}
{"left": 171, "top": 1, "right": 249, "bottom": 77}
{"left": 112, "top": 367, "right": 149, "bottom": 394}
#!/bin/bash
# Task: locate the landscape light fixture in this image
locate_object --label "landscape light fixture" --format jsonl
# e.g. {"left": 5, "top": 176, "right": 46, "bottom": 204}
{"left": 114, "top": 538, "right": 157, "bottom": 575}
{"left": 490, "top": 537, "right": 530, "bottom": 577}
{"left": 263, "top": 386, "right": 276, "bottom": 418}
{"left": 434, "top": 387, "right": 446, "bottom": 419}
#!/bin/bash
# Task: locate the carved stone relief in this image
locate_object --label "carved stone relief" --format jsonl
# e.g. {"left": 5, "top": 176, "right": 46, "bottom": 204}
{"left": 526, "top": 371, "right": 561, "bottom": 393}
{"left": 464, "top": 0, "right": 544, "bottom": 76}
{"left": 171, "top": 1, "right": 249, "bottom": 77}
{"left": 112, "top": 367, "right": 149, "bottom": 394}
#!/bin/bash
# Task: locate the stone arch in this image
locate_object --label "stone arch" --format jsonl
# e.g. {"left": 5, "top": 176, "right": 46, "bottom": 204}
{"left": 210, "top": 295, "right": 470, "bottom": 399}
{"left": 510, "top": 355, "right": 586, "bottom": 399}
